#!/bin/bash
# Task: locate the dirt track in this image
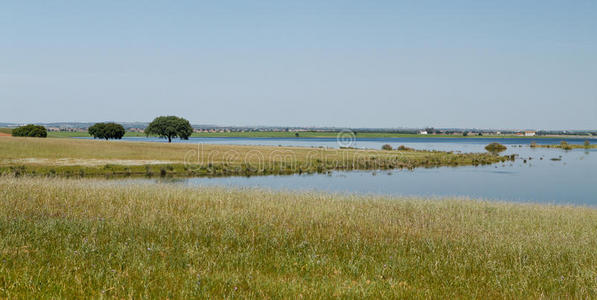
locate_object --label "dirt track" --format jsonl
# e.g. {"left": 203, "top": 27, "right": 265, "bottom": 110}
{"left": 0, "top": 132, "right": 11, "bottom": 137}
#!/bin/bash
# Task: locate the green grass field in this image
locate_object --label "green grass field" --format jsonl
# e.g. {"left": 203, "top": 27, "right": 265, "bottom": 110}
{"left": 1, "top": 176, "right": 596, "bottom": 298}
{"left": 0, "top": 137, "right": 512, "bottom": 177}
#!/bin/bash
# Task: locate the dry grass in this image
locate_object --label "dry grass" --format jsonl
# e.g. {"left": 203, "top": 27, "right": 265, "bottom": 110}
{"left": 0, "top": 137, "right": 511, "bottom": 177}
{"left": 1, "top": 176, "right": 597, "bottom": 298}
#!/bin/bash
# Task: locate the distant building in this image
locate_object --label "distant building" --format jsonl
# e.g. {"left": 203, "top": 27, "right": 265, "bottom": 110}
{"left": 418, "top": 131, "right": 428, "bottom": 135}
{"left": 524, "top": 131, "right": 536, "bottom": 137}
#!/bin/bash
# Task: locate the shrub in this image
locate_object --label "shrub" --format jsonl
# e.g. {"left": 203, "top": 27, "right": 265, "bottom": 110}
{"left": 585, "top": 140, "right": 590, "bottom": 147}
{"left": 530, "top": 141, "right": 537, "bottom": 148}
{"left": 11, "top": 124, "right": 47, "bottom": 138}
{"left": 397, "top": 145, "right": 414, "bottom": 151}
{"left": 381, "top": 144, "right": 393, "bottom": 151}
{"left": 485, "top": 143, "right": 507, "bottom": 153}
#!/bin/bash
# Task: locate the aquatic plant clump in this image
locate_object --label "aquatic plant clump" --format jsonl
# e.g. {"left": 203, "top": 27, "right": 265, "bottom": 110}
{"left": 485, "top": 142, "right": 507, "bottom": 153}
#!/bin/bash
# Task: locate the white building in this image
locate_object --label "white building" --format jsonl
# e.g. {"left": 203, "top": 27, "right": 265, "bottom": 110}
{"left": 524, "top": 131, "right": 536, "bottom": 137}
{"left": 419, "top": 130, "right": 428, "bottom": 135}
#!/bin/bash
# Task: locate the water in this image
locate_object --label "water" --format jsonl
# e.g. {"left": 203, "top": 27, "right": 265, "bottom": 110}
{"left": 108, "top": 136, "right": 596, "bottom": 206}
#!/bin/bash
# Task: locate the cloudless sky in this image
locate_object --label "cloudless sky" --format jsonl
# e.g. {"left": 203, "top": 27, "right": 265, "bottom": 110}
{"left": 1, "top": 0, "right": 596, "bottom": 129}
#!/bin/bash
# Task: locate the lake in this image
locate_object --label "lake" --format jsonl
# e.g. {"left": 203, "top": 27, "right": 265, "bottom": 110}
{"left": 108, "top": 136, "right": 596, "bottom": 206}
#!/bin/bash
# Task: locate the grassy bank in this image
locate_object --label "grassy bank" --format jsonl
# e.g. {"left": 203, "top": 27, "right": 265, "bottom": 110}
{"left": 0, "top": 137, "right": 512, "bottom": 177}
{"left": 1, "top": 177, "right": 596, "bottom": 298}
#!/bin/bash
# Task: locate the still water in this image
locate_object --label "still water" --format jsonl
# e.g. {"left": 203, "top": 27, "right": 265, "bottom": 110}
{"left": 115, "top": 137, "right": 596, "bottom": 206}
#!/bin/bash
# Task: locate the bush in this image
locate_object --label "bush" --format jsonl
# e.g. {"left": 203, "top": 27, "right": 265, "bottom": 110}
{"left": 88, "top": 122, "right": 125, "bottom": 140}
{"left": 584, "top": 140, "right": 590, "bottom": 147}
{"left": 11, "top": 124, "right": 47, "bottom": 138}
{"left": 485, "top": 143, "right": 507, "bottom": 153}
{"left": 530, "top": 141, "right": 537, "bottom": 148}
{"left": 397, "top": 145, "right": 414, "bottom": 151}
{"left": 381, "top": 144, "right": 393, "bottom": 151}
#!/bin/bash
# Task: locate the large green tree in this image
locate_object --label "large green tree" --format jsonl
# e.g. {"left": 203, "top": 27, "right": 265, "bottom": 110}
{"left": 145, "top": 116, "right": 193, "bottom": 143}
{"left": 12, "top": 124, "right": 47, "bottom": 138}
{"left": 88, "top": 122, "right": 125, "bottom": 140}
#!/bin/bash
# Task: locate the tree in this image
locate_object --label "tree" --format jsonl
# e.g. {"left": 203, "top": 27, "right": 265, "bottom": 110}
{"left": 12, "top": 124, "right": 47, "bottom": 138}
{"left": 145, "top": 116, "right": 193, "bottom": 143}
{"left": 88, "top": 122, "right": 125, "bottom": 140}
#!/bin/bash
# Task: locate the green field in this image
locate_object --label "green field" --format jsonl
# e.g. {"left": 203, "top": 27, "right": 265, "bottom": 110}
{"left": 0, "top": 137, "right": 512, "bottom": 177}
{"left": 1, "top": 176, "right": 596, "bottom": 298}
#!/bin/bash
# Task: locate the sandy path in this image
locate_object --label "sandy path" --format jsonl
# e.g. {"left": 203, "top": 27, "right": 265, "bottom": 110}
{"left": 0, "top": 132, "right": 11, "bottom": 137}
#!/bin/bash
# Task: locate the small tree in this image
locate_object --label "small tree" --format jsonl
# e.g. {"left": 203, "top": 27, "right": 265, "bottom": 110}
{"left": 12, "top": 124, "right": 47, "bottom": 138}
{"left": 145, "top": 116, "right": 193, "bottom": 143}
{"left": 88, "top": 122, "right": 125, "bottom": 140}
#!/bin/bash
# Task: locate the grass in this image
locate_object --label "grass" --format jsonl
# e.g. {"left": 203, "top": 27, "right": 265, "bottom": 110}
{"left": 0, "top": 128, "right": 12, "bottom": 135}
{"left": 1, "top": 176, "right": 597, "bottom": 298}
{"left": 530, "top": 142, "right": 596, "bottom": 150}
{"left": 0, "top": 137, "right": 512, "bottom": 177}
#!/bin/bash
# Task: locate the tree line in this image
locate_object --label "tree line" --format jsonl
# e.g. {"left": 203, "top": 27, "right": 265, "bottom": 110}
{"left": 11, "top": 116, "right": 193, "bottom": 143}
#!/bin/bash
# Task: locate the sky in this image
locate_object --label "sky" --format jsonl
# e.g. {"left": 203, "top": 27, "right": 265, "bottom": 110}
{"left": 1, "top": 0, "right": 596, "bottom": 130}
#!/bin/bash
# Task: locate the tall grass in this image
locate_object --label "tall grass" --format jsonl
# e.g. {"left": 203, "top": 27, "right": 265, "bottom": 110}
{"left": 1, "top": 176, "right": 597, "bottom": 298}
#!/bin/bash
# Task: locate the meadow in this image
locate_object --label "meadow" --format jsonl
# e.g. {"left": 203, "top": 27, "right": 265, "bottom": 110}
{"left": 1, "top": 176, "right": 596, "bottom": 298}
{"left": 0, "top": 137, "right": 512, "bottom": 177}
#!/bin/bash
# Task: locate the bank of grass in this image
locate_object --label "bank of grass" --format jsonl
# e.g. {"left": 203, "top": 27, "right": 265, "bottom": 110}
{"left": 1, "top": 176, "right": 597, "bottom": 298}
{"left": 0, "top": 128, "right": 12, "bottom": 135}
{"left": 0, "top": 137, "right": 512, "bottom": 177}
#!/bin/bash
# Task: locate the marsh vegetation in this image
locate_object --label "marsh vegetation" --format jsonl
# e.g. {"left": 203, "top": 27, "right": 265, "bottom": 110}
{"left": 0, "top": 138, "right": 513, "bottom": 178}
{"left": 1, "top": 176, "right": 596, "bottom": 298}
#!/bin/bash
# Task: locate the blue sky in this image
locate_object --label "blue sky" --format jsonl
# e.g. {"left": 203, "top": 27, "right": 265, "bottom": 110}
{"left": 1, "top": 0, "right": 596, "bottom": 129}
